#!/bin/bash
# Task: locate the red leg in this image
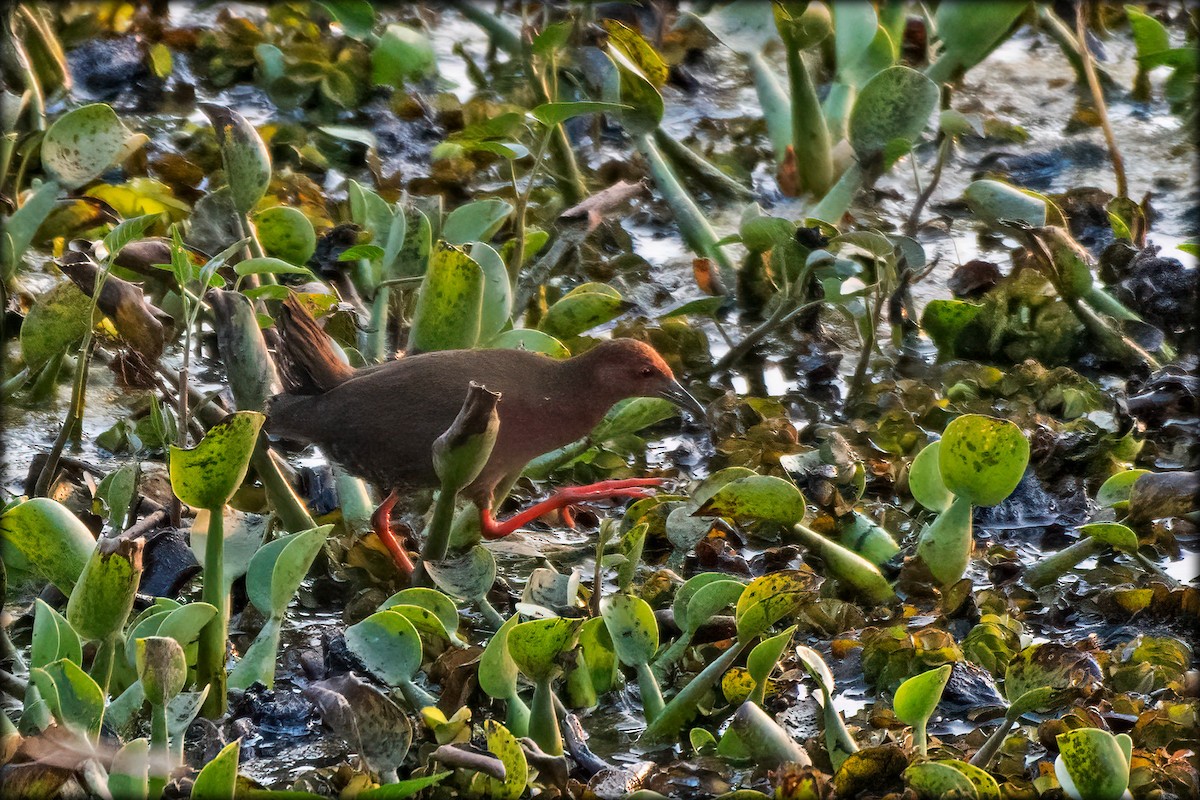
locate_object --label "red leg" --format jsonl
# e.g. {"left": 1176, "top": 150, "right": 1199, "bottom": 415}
{"left": 480, "top": 478, "right": 666, "bottom": 539}
{"left": 371, "top": 489, "right": 415, "bottom": 576}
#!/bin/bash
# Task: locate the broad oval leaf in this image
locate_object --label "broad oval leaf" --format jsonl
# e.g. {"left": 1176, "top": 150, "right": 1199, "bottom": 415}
{"left": 20, "top": 281, "right": 93, "bottom": 369}
{"left": 539, "top": 287, "right": 630, "bottom": 340}
{"left": 201, "top": 104, "right": 271, "bottom": 216}
{"left": 424, "top": 545, "right": 497, "bottom": 602}
{"left": 893, "top": 664, "right": 952, "bottom": 726}
{"left": 42, "top": 104, "right": 147, "bottom": 190}
{"left": 345, "top": 610, "right": 424, "bottom": 686}
{"left": 233, "top": 256, "right": 313, "bottom": 279}
{"left": 478, "top": 614, "right": 522, "bottom": 700}
{"left": 372, "top": 23, "right": 435, "bottom": 86}
{"left": 1055, "top": 728, "right": 1132, "bottom": 800}
{"left": 903, "top": 761, "right": 978, "bottom": 800}
{"left": 169, "top": 411, "right": 264, "bottom": 510}
{"left": 938, "top": 414, "right": 1029, "bottom": 507}
{"left": 484, "top": 720, "right": 528, "bottom": 800}
{"left": 191, "top": 739, "right": 240, "bottom": 800}
{"left": 963, "top": 179, "right": 1047, "bottom": 228}
{"left": 32, "top": 658, "right": 105, "bottom": 741}
{"left": 694, "top": 474, "right": 806, "bottom": 525}
{"left": 1079, "top": 522, "right": 1139, "bottom": 553}
{"left": 530, "top": 101, "right": 629, "bottom": 127}
{"left": 0, "top": 498, "right": 96, "bottom": 595}
{"left": 908, "top": 442, "right": 954, "bottom": 513}
{"left": 507, "top": 617, "right": 581, "bottom": 681}
{"left": 914, "top": 495, "right": 973, "bottom": 587}
{"left": 487, "top": 328, "right": 570, "bottom": 358}
{"left": 1095, "top": 469, "right": 1152, "bottom": 509}
{"left": 443, "top": 199, "right": 513, "bottom": 245}
{"left": 245, "top": 525, "right": 330, "bottom": 618}
{"left": 409, "top": 242, "right": 484, "bottom": 352}
{"left": 66, "top": 536, "right": 142, "bottom": 642}
{"left": 253, "top": 206, "right": 316, "bottom": 265}
{"left": 849, "top": 66, "right": 938, "bottom": 160}
{"left": 136, "top": 636, "right": 187, "bottom": 705}
{"left": 600, "top": 593, "right": 659, "bottom": 666}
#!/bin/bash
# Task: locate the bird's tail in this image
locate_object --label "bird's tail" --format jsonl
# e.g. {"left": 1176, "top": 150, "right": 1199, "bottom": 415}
{"left": 273, "top": 294, "right": 356, "bottom": 394}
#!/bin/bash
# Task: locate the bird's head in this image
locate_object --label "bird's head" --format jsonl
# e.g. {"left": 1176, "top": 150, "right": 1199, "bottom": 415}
{"left": 584, "top": 339, "right": 706, "bottom": 419}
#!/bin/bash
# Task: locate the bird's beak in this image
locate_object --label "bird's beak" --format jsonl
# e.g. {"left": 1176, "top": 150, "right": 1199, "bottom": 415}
{"left": 659, "top": 379, "right": 706, "bottom": 419}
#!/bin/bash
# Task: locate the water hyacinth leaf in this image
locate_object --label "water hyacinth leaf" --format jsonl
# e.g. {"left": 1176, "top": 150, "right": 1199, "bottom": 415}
{"left": 95, "top": 465, "right": 137, "bottom": 533}
{"left": 591, "top": 397, "right": 677, "bottom": 441}
{"left": 107, "top": 738, "right": 149, "bottom": 800}
{"left": 201, "top": 104, "right": 270, "bottom": 216}
{"left": 1055, "top": 729, "right": 1132, "bottom": 800}
{"left": 32, "top": 599, "right": 82, "bottom": 668}
{"left": 425, "top": 545, "right": 496, "bottom": 602}
{"left": 442, "top": 199, "right": 513, "bottom": 245}
{"left": 607, "top": 46, "right": 664, "bottom": 136}
{"left": 487, "top": 328, "right": 570, "bottom": 358}
{"left": 155, "top": 602, "right": 218, "bottom": 655}
{"left": 508, "top": 617, "right": 581, "bottom": 681}
{"left": 304, "top": 674, "right": 413, "bottom": 779}
{"left": 694, "top": 474, "right": 806, "bottom": 525}
{"left": 530, "top": 101, "right": 629, "bottom": 127}
{"left": 926, "top": 1, "right": 1030, "bottom": 84}
{"left": 483, "top": 720, "right": 528, "bottom": 800}
{"left": 472, "top": 242, "right": 512, "bottom": 341}
{"left": 188, "top": 509, "right": 267, "bottom": 592}
{"left": 2, "top": 180, "right": 61, "bottom": 279}
{"left": 317, "top": 0, "right": 376, "bottom": 40}
{"left": 20, "top": 280, "right": 93, "bottom": 369}
{"left": 729, "top": 702, "right": 810, "bottom": 768}
{"left": 1096, "top": 469, "right": 1152, "bottom": 509}
{"left": 169, "top": 411, "right": 265, "bottom": 510}
{"left": 479, "top": 615, "right": 522, "bottom": 700}
{"left": 736, "top": 570, "right": 817, "bottom": 641}
{"left": 191, "top": 739, "right": 240, "bottom": 800}
{"left": 684, "top": 579, "right": 745, "bottom": 632}
{"left": 833, "top": 3, "right": 882, "bottom": 84}
{"left": 940, "top": 761, "right": 1002, "bottom": 800}
{"left": 244, "top": 525, "right": 330, "bottom": 619}
{"left": 920, "top": 299, "right": 984, "bottom": 354}
{"left": 908, "top": 442, "right": 954, "bottom": 513}
{"left": 903, "top": 761, "right": 978, "bottom": 799}
{"left": 1079, "top": 522, "right": 1139, "bottom": 553}
{"left": 233, "top": 256, "right": 313, "bottom": 279}
{"left": 698, "top": 1, "right": 779, "bottom": 54}
{"left": 208, "top": 288, "right": 281, "bottom": 413}
{"left": 914, "top": 495, "right": 973, "bottom": 586}
{"left": 604, "top": 20, "right": 668, "bottom": 85}
{"left": 616, "top": 522, "right": 648, "bottom": 593}
{"left": 579, "top": 616, "right": 619, "bottom": 695}
{"left": 41, "top": 103, "right": 147, "bottom": 190}
{"left": 345, "top": 610, "right": 423, "bottom": 687}
{"left": 384, "top": 588, "right": 462, "bottom": 644}
{"left": 539, "top": 285, "right": 630, "bottom": 340}
{"left": 253, "top": 205, "right": 316, "bottom": 265}
{"left": 1, "top": 498, "right": 97, "bottom": 595}
{"left": 848, "top": 66, "right": 938, "bottom": 162}
{"left": 938, "top": 414, "right": 1029, "bottom": 507}
{"left": 31, "top": 659, "right": 105, "bottom": 741}
{"left": 893, "top": 664, "right": 952, "bottom": 727}
{"left": 135, "top": 636, "right": 186, "bottom": 705}
{"left": 1004, "top": 643, "right": 1102, "bottom": 707}
{"left": 372, "top": 23, "right": 435, "bottom": 86}
{"left": 409, "top": 242, "right": 484, "bottom": 352}
{"left": 601, "top": 594, "right": 659, "bottom": 666}
{"left": 747, "top": 626, "right": 795, "bottom": 702}
{"left": 66, "top": 536, "right": 143, "bottom": 642}
{"left": 963, "top": 179, "right": 1047, "bottom": 228}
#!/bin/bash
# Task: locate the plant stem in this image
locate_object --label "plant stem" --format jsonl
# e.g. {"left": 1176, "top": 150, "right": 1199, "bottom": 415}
{"left": 652, "top": 127, "right": 753, "bottom": 201}
{"left": 529, "top": 676, "right": 563, "bottom": 755}
{"left": 505, "top": 690, "right": 531, "bottom": 738}
{"left": 149, "top": 701, "right": 169, "bottom": 800}
{"left": 969, "top": 712, "right": 1017, "bottom": 769}
{"left": 905, "top": 135, "right": 951, "bottom": 237}
{"left": 747, "top": 51, "right": 793, "bottom": 162}
{"left": 198, "top": 506, "right": 228, "bottom": 718}
{"left": 477, "top": 597, "right": 506, "bottom": 631}
{"left": 34, "top": 338, "right": 95, "bottom": 497}
{"left": 848, "top": 282, "right": 886, "bottom": 405}
{"left": 706, "top": 299, "right": 822, "bottom": 376}
{"left": 509, "top": 129, "right": 555, "bottom": 290}
{"left": 636, "top": 662, "right": 665, "bottom": 722}
{"left": 1075, "top": 1, "right": 1126, "bottom": 198}
{"left": 790, "top": 524, "right": 897, "bottom": 605}
{"left": 421, "top": 486, "right": 460, "bottom": 564}
{"left": 1024, "top": 537, "right": 1104, "bottom": 588}
{"left": 913, "top": 719, "right": 928, "bottom": 757}
{"left": 91, "top": 636, "right": 117, "bottom": 696}
{"left": 643, "top": 639, "right": 747, "bottom": 743}
{"left": 785, "top": 44, "right": 833, "bottom": 196}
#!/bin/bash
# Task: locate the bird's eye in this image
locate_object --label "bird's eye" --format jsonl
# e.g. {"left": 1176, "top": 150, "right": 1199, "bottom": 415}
{"left": 640, "top": 366, "right": 655, "bottom": 377}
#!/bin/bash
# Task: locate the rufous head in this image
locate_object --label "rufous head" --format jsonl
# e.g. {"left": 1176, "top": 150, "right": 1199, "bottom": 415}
{"left": 580, "top": 339, "right": 706, "bottom": 418}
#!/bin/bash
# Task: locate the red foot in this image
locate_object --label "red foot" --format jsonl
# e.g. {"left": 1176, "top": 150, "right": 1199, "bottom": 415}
{"left": 480, "top": 478, "right": 666, "bottom": 539}
{"left": 371, "top": 489, "right": 415, "bottom": 576}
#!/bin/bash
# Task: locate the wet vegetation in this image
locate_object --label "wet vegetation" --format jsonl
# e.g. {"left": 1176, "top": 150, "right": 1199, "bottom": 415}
{"left": 1, "top": 2, "right": 1197, "bottom": 799}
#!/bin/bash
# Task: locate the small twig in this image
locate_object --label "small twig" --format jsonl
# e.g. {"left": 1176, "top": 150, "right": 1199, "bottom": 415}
{"left": 1075, "top": 0, "right": 1127, "bottom": 198}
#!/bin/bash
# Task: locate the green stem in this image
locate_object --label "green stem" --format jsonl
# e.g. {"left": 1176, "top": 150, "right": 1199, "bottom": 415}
{"left": 790, "top": 523, "right": 897, "bottom": 605}
{"left": 1024, "top": 537, "right": 1104, "bottom": 588}
{"left": 400, "top": 677, "right": 438, "bottom": 712}
{"left": 785, "top": 42, "right": 833, "bottom": 196}
{"left": 477, "top": 597, "right": 506, "bottom": 631}
{"left": 643, "top": 639, "right": 747, "bottom": 743}
{"left": 969, "top": 711, "right": 1017, "bottom": 769}
{"left": 529, "top": 676, "right": 563, "bottom": 755}
{"left": 249, "top": 444, "right": 317, "bottom": 533}
{"left": 149, "top": 701, "right": 169, "bottom": 800}
{"left": 90, "top": 636, "right": 117, "bottom": 696}
{"left": 198, "top": 506, "right": 228, "bottom": 718}
{"left": 634, "top": 130, "right": 736, "bottom": 296}
{"left": 652, "top": 127, "right": 753, "bottom": 200}
{"left": 636, "top": 662, "right": 665, "bottom": 722}
{"left": 505, "top": 690, "right": 531, "bottom": 738}
{"left": 810, "top": 161, "right": 864, "bottom": 223}
{"left": 746, "top": 51, "right": 793, "bottom": 162}
{"left": 913, "top": 719, "right": 928, "bottom": 758}
{"left": 365, "top": 284, "right": 390, "bottom": 363}
{"left": 509, "top": 129, "right": 555, "bottom": 290}
{"left": 34, "top": 337, "right": 95, "bottom": 497}
{"left": 650, "top": 629, "right": 693, "bottom": 681}
{"left": 820, "top": 684, "right": 859, "bottom": 771}
{"left": 421, "top": 486, "right": 460, "bottom": 564}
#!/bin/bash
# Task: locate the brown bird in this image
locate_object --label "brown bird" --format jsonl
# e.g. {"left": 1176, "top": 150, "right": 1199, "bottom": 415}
{"left": 266, "top": 296, "right": 705, "bottom": 574}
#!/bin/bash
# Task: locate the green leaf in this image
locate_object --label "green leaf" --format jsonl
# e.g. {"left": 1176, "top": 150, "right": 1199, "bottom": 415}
{"left": 909, "top": 442, "right": 954, "bottom": 513}
{"left": 486, "top": 328, "right": 569, "bottom": 358}
{"left": 482, "top": 720, "right": 528, "bottom": 800}
{"left": 1096, "top": 469, "right": 1152, "bottom": 509}
{"left": 963, "top": 179, "right": 1047, "bottom": 228}
{"left": 169, "top": 411, "right": 264, "bottom": 510}
{"left": 355, "top": 773, "right": 451, "bottom": 800}
{"left": 107, "top": 737, "right": 150, "bottom": 800}
{"left": 920, "top": 299, "right": 984, "bottom": 355}
{"left": 32, "top": 599, "right": 82, "bottom": 668}
{"left": 683, "top": 579, "right": 745, "bottom": 633}
{"left": 409, "top": 242, "right": 484, "bottom": 352}
{"left": 20, "top": 280, "right": 93, "bottom": 369}
{"left": 591, "top": 397, "right": 677, "bottom": 441}
{"left": 697, "top": 2, "right": 779, "bottom": 54}
{"left": 0, "top": 498, "right": 96, "bottom": 595}
{"left": 41, "top": 104, "right": 147, "bottom": 190}
{"left": 1079, "top": 522, "right": 1139, "bottom": 553}
{"left": 233, "top": 256, "right": 314, "bottom": 278}
{"left": 478, "top": 614, "right": 522, "bottom": 700}
{"left": 317, "top": 0, "right": 376, "bottom": 39}
{"left": 244, "top": 526, "right": 330, "bottom": 619}
{"left": 600, "top": 594, "right": 659, "bottom": 666}
{"left": 345, "top": 610, "right": 423, "bottom": 686}
{"left": 136, "top": 636, "right": 187, "bottom": 705}
{"left": 938, "top": 414, "right": 1029, "bottom": 507}
{"left": 443, "top": 199, "right": 513, "bottom": 245}
{"left": 530, "top": 101, "right": 629, "bottom": 127}
{"left": 539, "top": 285, "right": 630, "bottom": 340}
{"left": 383, "top": 588, "right": 463, "bottom": 646}
{"left": 424, "top": 545, "right": 497, "bottom": 602}
{"left": 1126, "top": 6, "right": 1170, "bottom": 59}
{"left": 472, "top": 241, "right": 512, "bottom": 341}
{"left": 893, "top": 664, "right": 952, "bottom": 726}
{"left": 508, "top": 617, "right": 581, "bottom": 681}
{"left": 849, "top": 66, "right": 938, "bottom": 161}
{"left": 201, "top": 104, "right": 271, "bottom": 216}
{"left": 903, "top": 761, "right": 979, "bottom": 799}
{"left": 2, "top": 180, "right": 61, "bottom": 278}
{"left": 31, "top": 658, "right": 105, "bottom": 741}
{"left": 191, "top": 739, "right": 240, "bottom": 800}
{"left": 372, "top": 24, "right": 435, "bottom": 86}
{"left": 1055, "top": 728, "right": 1131, "bottom": 800}
{"left": 927, "top": 1, "right": 1029, "bottom": 84}
{"left": 66, "top": 537, "right": 142, "bottom": 642}
{"left": 694, "top": 475, "right": 806, "bottom": 525}
{"left": 735, "top": 570, "right": 818, "bottom": 641}
{"left": 254, "top": 206, "right": 316, "bottom": 265}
